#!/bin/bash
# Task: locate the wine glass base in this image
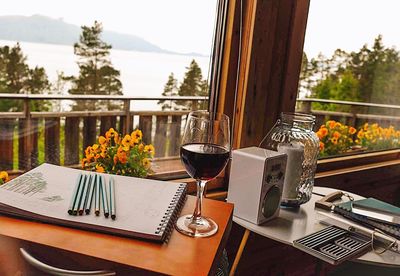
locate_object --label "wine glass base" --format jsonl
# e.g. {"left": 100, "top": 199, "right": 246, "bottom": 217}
{"left": 175, "top": 214, "right": 218, "bottom": 237}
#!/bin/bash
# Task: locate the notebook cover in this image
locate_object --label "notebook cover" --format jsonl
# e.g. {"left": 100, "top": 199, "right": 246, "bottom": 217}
{"left": 352, "top": 198, "right": 400, "bottom": 216}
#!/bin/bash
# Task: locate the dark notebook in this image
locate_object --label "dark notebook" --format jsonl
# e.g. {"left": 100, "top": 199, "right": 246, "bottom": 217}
{"left": 335, "top": 199, "right": 400, "bottom": 240}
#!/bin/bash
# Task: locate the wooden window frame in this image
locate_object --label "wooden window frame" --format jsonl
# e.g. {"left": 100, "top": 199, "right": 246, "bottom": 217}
{"left": 213, "top": 0, "right": 400, "bottom": 196}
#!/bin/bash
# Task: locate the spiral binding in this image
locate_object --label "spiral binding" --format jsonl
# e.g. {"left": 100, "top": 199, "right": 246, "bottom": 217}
{"left": 155, "top": 183, "right": 187, "bottom": 241}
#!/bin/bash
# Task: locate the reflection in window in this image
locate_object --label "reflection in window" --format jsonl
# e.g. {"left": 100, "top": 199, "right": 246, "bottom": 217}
{"left": 297, "top": 0, "right": 400, "bottom": 158}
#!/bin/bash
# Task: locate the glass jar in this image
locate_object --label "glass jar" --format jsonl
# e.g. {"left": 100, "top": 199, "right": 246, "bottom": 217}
{"left": 260, "top": 112, "right": 319, "bottom": 207}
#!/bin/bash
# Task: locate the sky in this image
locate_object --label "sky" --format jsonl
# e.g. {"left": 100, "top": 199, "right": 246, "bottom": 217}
{"left": 304, "top": 0, "right": 400, "bottom": 58}
{"left": 0, "top": 0, "right": 218, "bottom": 56}
{"left": 1, "top": 0, "right": 400, "bottom": 58}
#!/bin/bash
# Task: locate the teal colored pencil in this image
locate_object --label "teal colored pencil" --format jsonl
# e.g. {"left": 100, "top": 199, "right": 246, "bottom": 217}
{"left": 109, "top": 177, "right": 116, "bottom": 220}
{"left": 72, "top": 174, "right": 86, "bottom": 215}
{"left": 68, "top": 173, "right": 82, "bottom": 215}
{"left": 100, "top": 175, "right": 109, "bottom": 218}
{"left": 85, "top": 174, "right": 96, "bottom": 214}
{"left": 77, "top": 174, "right": 88, "bottom": 215}
{"left": 95, "top": 175, "right": 100, "bottom": 216}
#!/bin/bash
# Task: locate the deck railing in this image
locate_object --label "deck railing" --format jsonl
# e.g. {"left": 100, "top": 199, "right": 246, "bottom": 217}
{"left": 0, "top": 94, "right": 208, "bottom": 171}
{"left": 2, "top": 95, "right": 400, "bottom": 171}
{"left": 297, "top": 98, "right": 400, "bottom": 129}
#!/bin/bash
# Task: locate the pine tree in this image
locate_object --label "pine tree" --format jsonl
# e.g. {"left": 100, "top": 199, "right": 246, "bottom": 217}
{"left": 0, "top": 44, "right": 50, "bottom": 112}
{"left": 67, "top": 21, "right": 122, "bottom": 110}
{"left": 177, "top": 59, "right": 208, "bottom": 110}
{"left": 158, "top": 72, "right": 178, "bottom": 110}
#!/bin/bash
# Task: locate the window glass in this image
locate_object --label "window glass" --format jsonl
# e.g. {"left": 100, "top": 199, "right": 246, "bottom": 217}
{"left": 297, "top": 0, "right": 400, "bottom": 158}
{"left": 0, "top": 0, "right": 217, "bottom": 176}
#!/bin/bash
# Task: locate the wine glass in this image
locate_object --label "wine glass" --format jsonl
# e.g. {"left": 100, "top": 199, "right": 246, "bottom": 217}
{"left": 176, "top": 110, "right": 230, "bottom": 237}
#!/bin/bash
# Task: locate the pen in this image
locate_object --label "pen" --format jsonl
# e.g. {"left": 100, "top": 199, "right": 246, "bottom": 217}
{"left": 95, "top": 174, "right": 100, "bottom": 216}
{"left": 68, "top": 173, "right": 82, "bottom": 215}
{"left": 77, "top": 174, "right": 88, "bottom": 215}
{"left": 100, "top": 175, "right": 109, "bottom": 218}
{"left": 72, "top": 174, "right": 86, "bottom": 215}
{"left": 109, "top": 177, "right": 116, "bottom": 220}
{"left": 85, "top": 174, "right": 96, "bottom": 214}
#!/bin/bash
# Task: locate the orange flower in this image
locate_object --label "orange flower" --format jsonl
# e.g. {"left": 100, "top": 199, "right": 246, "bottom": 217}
{"left": 327, "top": 120, "right": 336, "bottom": 129}
{"left": 333, "top": 131, "right": 341, "bottom": 139}
{"left": 349, "top": 127, "right": 356, "bottom": 135}
{"left": 357, "top": 130, "right": 364, "bottom": 139}
{"left": 117, "top": 150, "right": 128, "bottom": 164}
{"left": 0, "top": 171, "right": 9, "bottom": 184}
{"left": 96, "top": 164, "right": 105, "bottom": 173}
{"left": 99, "top": 136, "right": 107, "bottom": 145}
{"left": 319, "top": 142, "right": 324, "bottom": 151}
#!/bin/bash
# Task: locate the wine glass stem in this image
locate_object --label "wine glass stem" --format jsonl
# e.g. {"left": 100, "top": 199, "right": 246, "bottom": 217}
{"left": 192, "top": 180, "right": 207, "bottom": 222}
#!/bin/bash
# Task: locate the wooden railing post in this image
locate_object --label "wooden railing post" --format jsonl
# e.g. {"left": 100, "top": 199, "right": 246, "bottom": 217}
{"left": 100, "top": 116, "right": 116, "bottom": 135}
{"left": 19, "top": 99, "right": 33, "bottom": 170}
{"left": 64, "top": 117, "right": 80, "bottom": 165}
{"left": 154, "top": 115, "right": 168, "bottom": 157}
{"left": 300, "top": 100, "right": 312, "bottom": 114}
{"left": 45, "top": 117, "right": 60, "bottom": 165}
{"left": 83, "top": 117, "right": 97, "bottom": 151}
{"left": 139, "top": 115, "right": 153, "bottom": 144}
{"left": 0, "top": 118, "right": 15, "bottom": 170}
{"left": 124, "top": 99, "right": 131, "bottom": 134}
{"left": 169, "top": 115, "right": 182, "bottom": 157}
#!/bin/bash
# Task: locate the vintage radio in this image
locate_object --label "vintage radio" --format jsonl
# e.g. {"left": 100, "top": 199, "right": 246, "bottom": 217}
{"left": 227, "top": 147, "right": 287, "bottom": 225}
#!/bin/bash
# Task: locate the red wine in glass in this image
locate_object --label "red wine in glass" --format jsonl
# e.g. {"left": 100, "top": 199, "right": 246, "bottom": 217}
{"left": 180, "top": 143, "right": 229, "bottom": 180}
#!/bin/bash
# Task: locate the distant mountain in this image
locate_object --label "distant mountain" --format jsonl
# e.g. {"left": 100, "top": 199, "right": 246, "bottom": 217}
{"left": 0, "top": 15, "right": 178, "bottom": 54}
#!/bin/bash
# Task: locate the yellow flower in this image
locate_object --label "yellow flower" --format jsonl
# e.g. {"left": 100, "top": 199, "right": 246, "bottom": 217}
{"left": 138, "top": 143, "right": 144, "bottom": 152}
{"left": 122, "top": 134, "right": 132, "bottom": 148}
{"left": 334, "top": 122, "right": 342, "bottom": 128}
{"left": 131, "top": 129, "right": 143, "bottom": 143}
{"left": 92, "top": 144, "right": 99, "bottom": 151}
{"left": 143, "top": 158, "right": 151, "bottom": 169}
{"left": 0, "top": 171, "right": 9, "bottom": 184}
{"left": 99, "top": 136, "right": 107, "bottom": 145}
{"left": 105, "top": 129, "right": 113, "bottom": 139}
{"left": 96, "top": 164, "right": 105, "bottom": 173}
{"left": 144, "top": 144, "right": 155, "bottom": 156}
{"left": 357, "top": 130, "right": 364, "bottom": 139}
{"left": 114, "top": 132, "right": 120, "bottom": 144}
{"left": 363, "top": 123, "right": 369, "bottom": 130}
{"left": 331, "top": 137, "right": 338, "bottom": 144}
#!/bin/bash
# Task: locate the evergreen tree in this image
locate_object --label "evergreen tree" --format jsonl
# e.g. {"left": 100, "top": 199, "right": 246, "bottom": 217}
{"left": 158, "top": 72, "right": 178, "bottom": 110}
{"left": 67, "top": 21, "right": 122, "bottom": 110}
{"left": 178, "top": 59, "right": 208, "bottom": 110}
{"left": 302, "top": 35, "right": 400, "bottom": 116}
{"left": 0, "top": 44, "right": 50, "bottom": 112}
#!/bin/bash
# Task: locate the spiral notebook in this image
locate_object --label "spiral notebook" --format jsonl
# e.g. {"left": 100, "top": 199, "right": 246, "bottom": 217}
{"left": 0, "top": 163, "right": 187, "bottom": 242}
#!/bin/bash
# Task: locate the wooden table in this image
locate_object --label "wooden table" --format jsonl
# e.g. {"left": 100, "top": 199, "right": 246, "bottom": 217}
{"left": 230, "top": 187, "right": 400, "bottom": 275}
{"left": 0, "top": 196, "right": 233, "bottom": 276}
